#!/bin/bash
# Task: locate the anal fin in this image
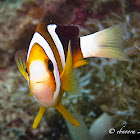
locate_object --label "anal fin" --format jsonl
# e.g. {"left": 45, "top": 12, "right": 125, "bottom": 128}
{"left": 73, "top": 59, "right": 88, "bottom": 69}
{"left": 55, "top": 102, "right": 80, "bottom": 127}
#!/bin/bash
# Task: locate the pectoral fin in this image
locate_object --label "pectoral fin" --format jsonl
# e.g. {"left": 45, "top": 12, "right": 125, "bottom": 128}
{"left": 55, "top": 102, "right": 80, "bottom": 127}
{"left": 60, "top": 41, "right": 77, "bottom": 94}
{"left": 33, "top": 106, "right": 46, "bottom": 129}
{"left": 15, "top": 50, "right": 28, "bottom": 80}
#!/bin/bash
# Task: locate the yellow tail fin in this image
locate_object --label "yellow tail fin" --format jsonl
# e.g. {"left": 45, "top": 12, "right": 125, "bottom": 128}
{"left": 55, "top": 102, "right": 80, "bottom": 127}
{"left": 33, "top": 106, "right": 46, "bottom": 129}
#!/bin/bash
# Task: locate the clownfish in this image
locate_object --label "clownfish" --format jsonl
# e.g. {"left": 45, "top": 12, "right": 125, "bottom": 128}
{"left": 15, "top": 23, "right": 127, "bottom": 129}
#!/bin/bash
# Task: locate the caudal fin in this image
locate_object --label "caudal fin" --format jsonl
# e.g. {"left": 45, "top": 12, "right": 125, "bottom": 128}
{"left": 80, "top": 24, "right": 128, "bottom": 61}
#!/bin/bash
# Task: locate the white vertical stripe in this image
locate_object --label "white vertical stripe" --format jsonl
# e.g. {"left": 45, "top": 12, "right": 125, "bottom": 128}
{"left": 80, "top": 33, "right": 99, "bottom": 58}
{"left": 47, "top": 24, "right": 66, "bottom": 68}
{"left": 27, "top": 32, "right": 61, "bottom": 99}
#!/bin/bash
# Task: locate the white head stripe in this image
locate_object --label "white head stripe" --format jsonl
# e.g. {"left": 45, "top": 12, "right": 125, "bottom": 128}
{"left": 47, "top": 24, "right": 65, "bottom": 68}
{"left": 27, "top": 32, "right": 61, "bottom": 99}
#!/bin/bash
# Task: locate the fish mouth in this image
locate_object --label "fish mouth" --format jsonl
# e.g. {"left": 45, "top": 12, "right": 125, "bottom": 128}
{"left": 35, "top": 81, "right": 45, "bottom": 84}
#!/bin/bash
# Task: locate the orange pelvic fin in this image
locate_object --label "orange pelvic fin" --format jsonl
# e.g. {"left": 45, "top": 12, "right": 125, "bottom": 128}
{"left": 29, "top": 93, "right": 32, "bottom": 97}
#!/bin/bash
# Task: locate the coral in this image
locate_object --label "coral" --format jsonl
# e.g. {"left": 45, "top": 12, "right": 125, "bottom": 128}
{"left": 129, "top": 0, "right": 140, "bottom": 12}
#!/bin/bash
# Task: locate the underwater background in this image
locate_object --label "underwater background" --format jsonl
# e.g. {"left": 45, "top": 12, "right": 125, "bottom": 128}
{"left": 0, "top": 0, "right": 140, "bottom": 140}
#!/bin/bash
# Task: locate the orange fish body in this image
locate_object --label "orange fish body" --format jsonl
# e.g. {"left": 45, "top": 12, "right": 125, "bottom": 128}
{"left": 15, "top": 23, "right": 127, "bottom": 129}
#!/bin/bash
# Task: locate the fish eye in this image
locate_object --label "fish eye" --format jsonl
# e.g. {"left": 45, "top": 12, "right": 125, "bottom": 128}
{"left": 48, "top": 59, "right": 54, "bottom": 72}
